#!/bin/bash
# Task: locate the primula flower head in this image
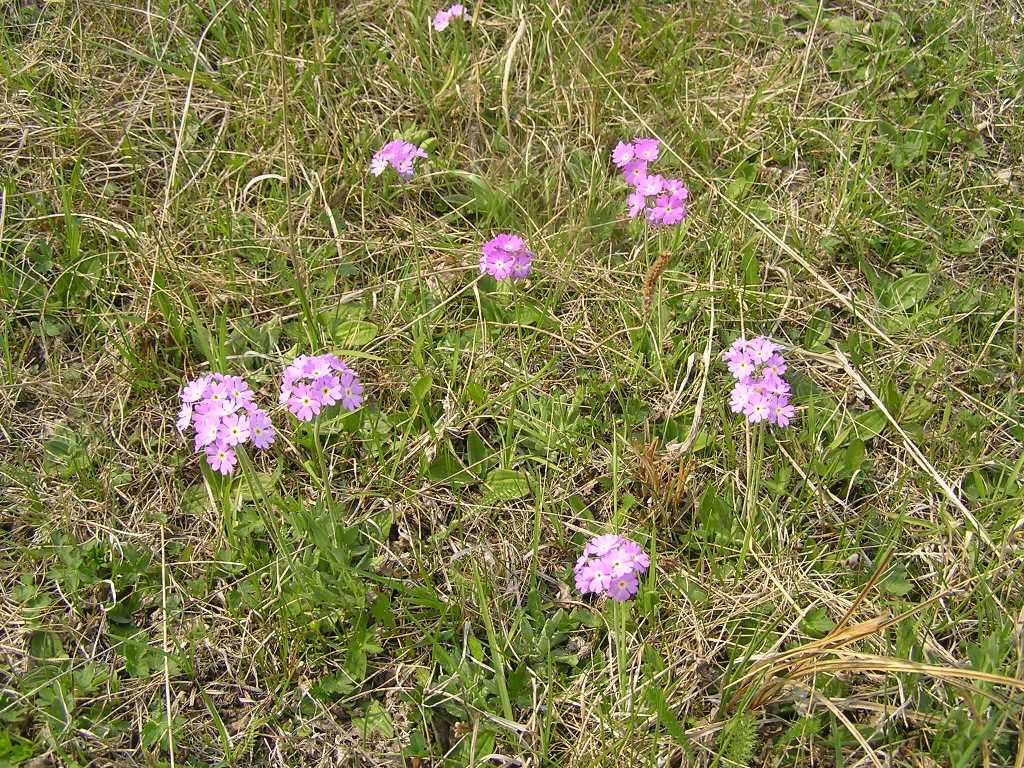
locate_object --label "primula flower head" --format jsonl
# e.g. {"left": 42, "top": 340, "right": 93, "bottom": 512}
{"left": 432, "top": 8, "right": 450, "bottom": 30}
{"left": 370, "top": 139, "right": 427, "bottom": 180}
{"left": 481, "top": 234, "right": 533, "bottom": 281}
{"left": 614, "top": 139, "right": 688, "bottom": 227}
{"left": 178, "top": 373, "right": 274, "bottom": 475}
{"left": 280, "top": 354, "right": 363, "bottom": 422}
{"left": 724, "top": 336, "right": 797, "bottom": 428}
{"left": 574, "top": 534, "right": 649, "bottom": 601}
{"left": 432, "top": 3, "right": 466, "bottom": 31}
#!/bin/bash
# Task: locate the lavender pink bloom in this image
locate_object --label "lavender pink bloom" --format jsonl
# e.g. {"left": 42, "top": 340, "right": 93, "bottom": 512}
{"left": 632, "top": 138, "right": 660, "bottom": 162}
{"left": 178, "top": 372, "right": 274, "bottom": 475}
{"left": 574, "top": 534, "right": 650, "bottom": 602}
{"left": 621, "top": 159, "right": 648, "bottom": 187}
{"left": 432, "top": 3, "right": 466, "bottom": 31}
{"left": 723, "top": 336, "right": 797, "bottom": 428}
{"left": 613, "top": 138, "right": 688, "bottom": 227}
{"left": 612, "top": 141, "right": 635, "bottom": 167}
{"left": 370, "top": 140, "right": 427, "bottom": 180}
{"left": 280, "top": 354, "right": 363, "bottom": 422}
{"left": 480, "top": 233, "right": 534, "bottom": 281}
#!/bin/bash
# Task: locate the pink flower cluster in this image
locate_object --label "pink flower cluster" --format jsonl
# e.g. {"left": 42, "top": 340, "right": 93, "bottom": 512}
{"left": 612, "top": 138, "right": 689, "bottom": 226}
{"left": 724, "top": 336, "right": 796, "bottom": 427}
{"left": 574, "top": 534, "right": 650, "bottom": 602}
{"left": 432, "top": 3, "right": 466, "bottom": 31}
{"left": 370, "top": 140, "right": 427, "bottom": 180}
{"left": 480, "top": 233, "right": 533, "bottom": 280}
{"left": 280, "top": 354, "right": 363, "bottom": 422}
{"left": 177, "top": 374, "right": 275, "bottom": 475}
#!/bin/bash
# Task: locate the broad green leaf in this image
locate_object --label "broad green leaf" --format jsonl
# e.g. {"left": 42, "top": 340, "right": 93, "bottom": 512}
{"left": 852, "top": 409, "right": 887, "bottom": 439}
{"left": 331, "top": 320, "right": 379, "bottom": 348}
{"left": 480, "top": 469, "right": 531, "bottom": 503}
{"left": 804, "top": 308, "right": 833, "bottom": 350}
{"left": 800, "top": 607, "right": 836, "bottom": 638}
{"left": 842, "top": 439, "right": 866, "bottom": 475}
{"left": 351, "top": 701, "right": 394, "bottom": 739}
{"left": 410, "top": 374, "right": 432, "bottom": 404}
{"left": 881, "top": 566, "right": 913, "bottom": 596}
{"left": 879, "top": 273, "right": 931, "bottom": 311}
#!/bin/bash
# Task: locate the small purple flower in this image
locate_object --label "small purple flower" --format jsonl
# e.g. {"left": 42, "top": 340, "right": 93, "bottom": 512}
{"left": 762, "top": 354, "right": 787, "bottom": 378}
{"left": 620, "top": 540, "right": 650, "bottom": 570}
{"left": 744, "top": 393, "right": 770, "bottom": 424}
{"left": 223, "top": 375, "right": 253, "bottom": 404}
{"left": 607, "top": 572, "right": 639, "bottom": 602}
{"left": 181, "top": 377, "right": 208, "bottom": 403}
{"left": 584, "top": 533, "right": 623, "bottom": 558}
{"left": 288, "top": 384, "right": 321, "bottom": 422}
{"left": 193, "top": 413, "right": 220, "bottom": 449}
{"left": 727, "top": 353, "right": 755, "bottom": 382}
{"left": 648, "top": 192, "right": 685, "bottom": 226}
{"left": 638, "top": 174, "right": 664, "bottom": 198}
{"left": 314, "top": 374, "right": 343, "bottom": 407}
{"left": 612, "top": 141, "right": 635, "bottom": 167}
{"left": 661, "top": 193, "right": 687, "bottom": 225}
{"left": 432, "top": 9, "right": 450, "bottom": 30}
{"left": 340, "top": 371, "right": 364, "bottom": 410}
{"left": 761, "top": 372, "right": 790, "bottom": 397}
{"left": 371, "top": 140, "right": 427, "bottom": 180}
{"left": 481, "top": 234, "right": 533, "bottom": 281}
{"left": 433, "top": 3, "right": 465, "bottom": 30}
{"left": 622, "top": 159, "right": 647, "bottom": 187}
{"left": 633, "top": 138, "right": 660, "bottom": 162}
{"left": 249, "top": 411, "right": 276, "bottom": 449}
{"left": 218, "top": 413, "right": 250, "bottom": 447}
{"left": 601, "top": 548, "right": 635, "bottom": 578}
{"left": 770, "top": 396, "right": 796, "bottom": 428}
{"left": 663, "top": 178, "right": 688, "bottom": 197}
{"left": 176, "top": 403, "right": 192, "bottom": 434}
{"left": 511, "top": 250, "right": 533, "bottom": 280}
{"left": 626, "top": 190, "right": 646, "bottom": 219}
{"left": 576, "top": 534, "right": 649, "bottom": 601}
{"left": 729, "top": 382, "right": 752, "bottom": 414}
{"left": 749, "top": 336, "right": 777, "bottom": 364}
{"left": 575, "top": 561, "right": 607, "bottom": 594}
{"left": 205, "top": 443, "right": 237, "bottom": 475}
